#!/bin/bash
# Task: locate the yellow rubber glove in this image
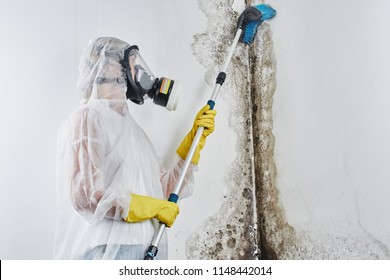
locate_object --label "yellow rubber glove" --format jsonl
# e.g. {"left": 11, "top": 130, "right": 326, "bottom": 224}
{"left": 176, "top": 105, "right": 216, "bottom": 164}
{"left": 124, "top": 194, "right": 179, "bottom": 227}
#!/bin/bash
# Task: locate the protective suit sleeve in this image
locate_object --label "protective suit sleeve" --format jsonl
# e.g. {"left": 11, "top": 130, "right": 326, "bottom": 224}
{"left": 160, "top": 157, "right": 195, "bottom": 200}
{"left": 61, "top": 107, "right": 128, "bottom": 223}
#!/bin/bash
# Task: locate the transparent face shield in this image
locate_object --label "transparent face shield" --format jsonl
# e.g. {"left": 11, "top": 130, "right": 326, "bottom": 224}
{"left": 127, "top": 48, "right": 156, "bottom": 93}
{"left": 122, "top": 46, "right": 181, "bottom": 111}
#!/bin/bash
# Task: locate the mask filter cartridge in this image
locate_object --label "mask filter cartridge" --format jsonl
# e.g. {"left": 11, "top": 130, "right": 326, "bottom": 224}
{"left": 152, "top": 77, "right": 181, "bottom": 111}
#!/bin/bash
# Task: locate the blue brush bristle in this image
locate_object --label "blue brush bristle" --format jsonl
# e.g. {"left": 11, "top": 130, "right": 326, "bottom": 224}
{"left": 241, "top": 20, "right": 261, "bottom": 44}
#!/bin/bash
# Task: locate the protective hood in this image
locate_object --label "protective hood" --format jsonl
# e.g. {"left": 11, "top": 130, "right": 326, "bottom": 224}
{"left": 77, "top": 37, "right": 130, "bottom": 104}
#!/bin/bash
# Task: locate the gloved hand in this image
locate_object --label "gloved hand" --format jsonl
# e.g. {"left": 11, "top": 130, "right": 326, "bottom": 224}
{"left": 123, "top": 194, "right": 179, "bottom": 227}
{"left": 176, "top": 104, "right": 216, "bottom": 164}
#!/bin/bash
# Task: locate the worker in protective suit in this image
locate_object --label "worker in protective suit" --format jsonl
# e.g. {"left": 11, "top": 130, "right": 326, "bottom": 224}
{"left": 54, "top": 37, "right": 216, "bottom": 260}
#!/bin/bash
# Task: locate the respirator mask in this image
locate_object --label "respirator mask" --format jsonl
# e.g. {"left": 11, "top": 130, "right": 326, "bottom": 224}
{"left": 122, "top": 45, "right": 181, "bottom": 111}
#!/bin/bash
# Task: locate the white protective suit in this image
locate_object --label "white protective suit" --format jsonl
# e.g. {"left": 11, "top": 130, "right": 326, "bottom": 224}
{"left": 54, "top": 37, "right": 194, "bottom": 260}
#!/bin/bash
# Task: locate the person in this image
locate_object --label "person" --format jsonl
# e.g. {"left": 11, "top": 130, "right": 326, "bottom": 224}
{"left": 54, "top": 37, "right": 216, "bottom": 260}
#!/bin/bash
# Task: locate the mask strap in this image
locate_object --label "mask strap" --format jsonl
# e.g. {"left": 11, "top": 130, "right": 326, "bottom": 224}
{"left": 122, "top": 45, "right": 144, "bottom": 104}
{"left": 125, "top": 45, "right": 139, "bottom": 53}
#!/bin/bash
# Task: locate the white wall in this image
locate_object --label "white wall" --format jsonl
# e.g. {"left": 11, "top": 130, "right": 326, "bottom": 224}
{"left": 269, "top": 0, "right": 390, "bottom": 258}
{"left": 0, "top": 0, "right": 78, "bottom": 259}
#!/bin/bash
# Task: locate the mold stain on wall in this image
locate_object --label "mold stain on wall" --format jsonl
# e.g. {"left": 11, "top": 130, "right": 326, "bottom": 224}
{"left": 248, "top": 17, "right": 297, "bottom": 260}
{"left": 185, "top": 0, "right": 297, "bottom": 260}
{"left": 186, "top": 0, "right": 259, "bottom": 260}
{"left": 186, "top": 0, "right": 297, "bottom": 260}
{"left": 187, "top": 0, "right": 390, "bottom": 260}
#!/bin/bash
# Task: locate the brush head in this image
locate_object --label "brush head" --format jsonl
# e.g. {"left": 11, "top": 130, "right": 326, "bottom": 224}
{"left": 238, "top": 4, "right": 276, "bottom": 44}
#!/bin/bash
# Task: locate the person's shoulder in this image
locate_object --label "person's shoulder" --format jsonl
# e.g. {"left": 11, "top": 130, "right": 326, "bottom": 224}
{"left": 68, "top": 101, "right": 103, "bottom": 124}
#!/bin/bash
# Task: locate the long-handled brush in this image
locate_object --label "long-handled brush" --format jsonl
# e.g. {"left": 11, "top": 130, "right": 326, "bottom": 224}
{"left": 144, "top": 4, "right": 276, "bottom": 260}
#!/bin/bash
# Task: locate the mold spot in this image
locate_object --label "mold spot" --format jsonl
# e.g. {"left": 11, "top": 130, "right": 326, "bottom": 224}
{"left": 242, "top": 188, "right": 252, "bottom": 200}
{"left": 227, "top": 238, "right": 237, "bottom": 248}
{"left": 215, "top": 242, "right": 223, "bottom": 253}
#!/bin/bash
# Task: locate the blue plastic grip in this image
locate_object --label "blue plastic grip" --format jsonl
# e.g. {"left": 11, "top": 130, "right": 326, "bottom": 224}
{"left": 168, "top": 193, "right": 179, "bottom": 203}
{"left": 207, "top": 100, "right": 215, "bottom": 110}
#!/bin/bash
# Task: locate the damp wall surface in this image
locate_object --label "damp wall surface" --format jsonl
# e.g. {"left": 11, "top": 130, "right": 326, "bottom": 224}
{"left": 267, "top": 0, "right": 390, "bottom": 259}
{"left": 185, "top": 0, "right": 390, "bottom": 259}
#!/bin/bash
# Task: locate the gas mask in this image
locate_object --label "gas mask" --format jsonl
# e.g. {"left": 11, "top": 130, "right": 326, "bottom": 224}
{"left": 122, "top": 46, "right": 181, "bottom": 111}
